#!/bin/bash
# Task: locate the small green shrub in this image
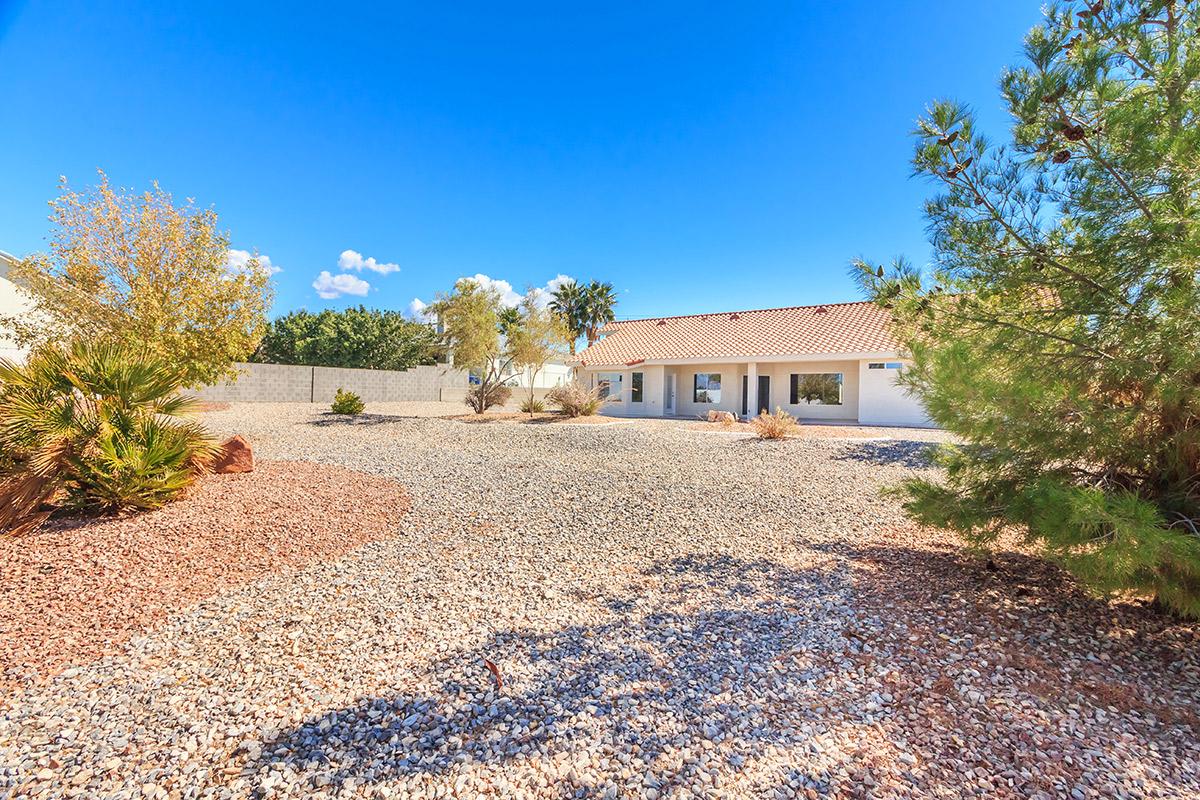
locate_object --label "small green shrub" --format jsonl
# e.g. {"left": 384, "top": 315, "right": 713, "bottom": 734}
{"left": 546, "top": 381, "right": 605, "bottom": 417}
{"left": 331, "top": 388, "right": 365, "bottom": 415}
{"left": 519, "top": 396, "right": 545, "bottom": 414}
{"left": 465, "top": 382, "right": 511, "bottom": 414}
{"left": 0, "top": 340, "right": 218, "bottom": 535}
{"left": 750, "top": 407, "right": 799, "bottom": 440}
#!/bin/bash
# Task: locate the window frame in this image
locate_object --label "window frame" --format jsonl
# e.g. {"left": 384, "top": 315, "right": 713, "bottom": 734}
{"left": 693, "top": 372, "right": 722, "bottom": 404}
{"left": 630, "top": 371, "right": 644, "bottom": 403}
{"left": 596, "top": 372, "right": 623, "bottom": 401}
{"left": 789, "top": 372, "right": 844, "bottom": 406}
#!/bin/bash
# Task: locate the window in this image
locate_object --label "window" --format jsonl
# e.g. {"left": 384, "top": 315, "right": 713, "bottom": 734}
{"left": 596, "top": 372, "right": 622, "bottom": 400}
{"left": 631, "top": 372, "right": 644, "bottom": 403}
{"left": 694, "top": 373, "right": 721, "bottom": 404}
{"left": 868, "top": 362, "right": 904, "bottom": 370}
{"left": 790, "top": 373, "right": 843, "bottom": 405}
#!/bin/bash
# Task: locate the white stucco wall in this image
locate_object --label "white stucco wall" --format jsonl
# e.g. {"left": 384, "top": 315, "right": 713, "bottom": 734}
{"left": 585, "top": 364, "right": 667, "bottom": 417}
{"left": 757, "top": 360, "right": 859, "bottom": 422}
{"left": 857, "top": 360, "right": 931, "bottom": 427}
{"left": 502, "top": 360, "right": 572, "bottom": 389}
{"left": 581, "top": 357, "right": 932, "bottom": 426}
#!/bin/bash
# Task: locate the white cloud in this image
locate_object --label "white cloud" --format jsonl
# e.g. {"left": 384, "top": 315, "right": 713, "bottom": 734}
{"left": 313, "top": 270, "right": 370, "bottom": 299}
{"left": 456, "top": 273, "right": 575, "bottom": 309}
{"left": 545, "top": 273, "right": 574, "bottom": 294}
{"left": 457, "top": 273, "right": 521, "bottom": 307}
{"left": 338, "top": 249, "right": 400, "bottom": 275}
{"left": 407, "top": 297, "right": 433, "bottom": 322}
{"left": 529, "top": 274, "right": 575, "bottom": 309}
{"left": 226, "top": 249, "right": 282, "bottom": 276}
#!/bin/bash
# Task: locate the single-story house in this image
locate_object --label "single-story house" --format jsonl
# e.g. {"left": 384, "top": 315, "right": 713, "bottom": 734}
{"left": 573, "top": 301, "right": 931, "bottom": 427}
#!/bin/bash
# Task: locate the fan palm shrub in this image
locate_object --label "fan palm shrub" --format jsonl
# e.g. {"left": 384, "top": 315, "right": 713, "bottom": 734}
{"left": 0, "top": 340, "right": 218, "bottom": 535}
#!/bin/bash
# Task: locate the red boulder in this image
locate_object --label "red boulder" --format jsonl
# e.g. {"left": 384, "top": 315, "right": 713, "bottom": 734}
{"left": 212, "top": 435, "right": 254, "bottom": 474}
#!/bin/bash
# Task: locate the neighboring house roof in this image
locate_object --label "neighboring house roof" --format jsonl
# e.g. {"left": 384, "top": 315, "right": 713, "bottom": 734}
{"left": 576, "top": 301, "right": 900, "bottom": 366}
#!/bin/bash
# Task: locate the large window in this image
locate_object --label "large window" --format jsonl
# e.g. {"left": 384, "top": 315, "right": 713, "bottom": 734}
{"left": 596, "top": 372, "right": 623, "bottom": 400}
{"left": 693, "top": 373, "right": 722, "bottom": 404}
{"left": 631, "top": 372, "right": 644, "bottom": 403}
{"left": 790, "top": 373, "right": 843, "bottom": 405}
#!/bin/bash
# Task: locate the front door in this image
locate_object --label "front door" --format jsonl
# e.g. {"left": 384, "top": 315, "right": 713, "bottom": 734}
{"left": 665, "top": 374, "right": 676, "bottom": 415}
{"left": 757, "top": 375, "right": 770, "bottom": 414}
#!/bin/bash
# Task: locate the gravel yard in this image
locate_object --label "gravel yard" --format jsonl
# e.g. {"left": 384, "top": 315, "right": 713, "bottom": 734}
{"left": 2, "top": 403, "right": 1197, "bottom": 799}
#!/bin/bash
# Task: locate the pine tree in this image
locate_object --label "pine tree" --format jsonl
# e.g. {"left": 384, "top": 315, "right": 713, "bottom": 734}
{"left": 855, "top": 0, "right": 1200, "bottom": 616}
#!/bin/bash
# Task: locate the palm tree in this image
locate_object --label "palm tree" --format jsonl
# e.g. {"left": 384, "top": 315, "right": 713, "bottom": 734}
{"left": 549, "top": 280, "right": 586, "bottom": 355}
{"left": 581, "top": 280, "right": 617, "bottom": 347}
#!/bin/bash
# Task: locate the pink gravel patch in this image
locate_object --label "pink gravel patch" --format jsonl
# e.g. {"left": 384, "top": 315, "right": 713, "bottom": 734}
{"left": 0, "top": 460, "right": 409, "bottom": 694}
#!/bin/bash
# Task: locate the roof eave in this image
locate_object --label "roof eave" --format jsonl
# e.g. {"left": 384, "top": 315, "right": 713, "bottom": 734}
{"left": 576, "top": 350, "right": 904, "bottom": 368}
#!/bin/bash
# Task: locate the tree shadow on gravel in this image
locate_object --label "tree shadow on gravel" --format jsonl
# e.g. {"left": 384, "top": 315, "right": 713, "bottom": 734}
{"left": 234, "top": 554, "right": 858, "bottom": 797}
{"left": 233, "top": 548, "right": 1200, "bottom": 798}
{"left": 835, "top": 537, "right": 1200, "bottom": 794}
{"left": 831, "top": 439, "right": 936, "bottom": 468}
{"left": 308, "top": 413, "right": 420, "bottom": 427}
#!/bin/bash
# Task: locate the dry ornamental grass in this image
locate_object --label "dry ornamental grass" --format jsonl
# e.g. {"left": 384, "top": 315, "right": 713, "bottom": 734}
{"left": 749, "top": 407, "right": 800, "bottom": 439}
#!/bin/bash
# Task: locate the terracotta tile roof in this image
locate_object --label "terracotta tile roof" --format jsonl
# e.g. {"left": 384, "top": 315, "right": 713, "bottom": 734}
{"left": 576, "top": 301, "right": 900, "bottom": 366}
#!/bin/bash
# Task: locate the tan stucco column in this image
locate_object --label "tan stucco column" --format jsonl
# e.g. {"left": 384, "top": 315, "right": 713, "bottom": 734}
{"left": 746, "top": 361, "right": 758, "bottom": 418}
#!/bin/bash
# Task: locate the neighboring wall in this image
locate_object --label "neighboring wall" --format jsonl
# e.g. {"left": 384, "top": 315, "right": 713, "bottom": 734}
{"left": 198, "top": 362, "right": 469, "bottom": 403}
{"left": 0, "top": 252, "right": 36, "bottom": 363}
{"left": 498, "top": 360, "right": 573, "bottom": 389}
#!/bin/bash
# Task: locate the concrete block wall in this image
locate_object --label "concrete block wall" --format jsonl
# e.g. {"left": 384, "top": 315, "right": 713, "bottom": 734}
{"left": 197, "top": 362, "right": 469, "bottom": 403}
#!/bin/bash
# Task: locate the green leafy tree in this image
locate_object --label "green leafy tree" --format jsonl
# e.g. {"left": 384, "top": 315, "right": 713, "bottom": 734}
{"left": 429, "top": 279, "right": 511, "bottom": 413}
{"left": 254, "top": 306, "right": 439, "bottom": 371}
{"left": 855, "top": 0, "right": 1200, "bottom": 616}
{"left": 508, "top": 290, "right": 570, "bottom": 416}
{"left": 2, "top": 171, "right": 274, "bottom": 388}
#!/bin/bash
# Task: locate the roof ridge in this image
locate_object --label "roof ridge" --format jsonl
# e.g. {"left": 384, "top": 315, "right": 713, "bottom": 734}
{"left": 609, "top": 300, "right": 878, "bottom": 325}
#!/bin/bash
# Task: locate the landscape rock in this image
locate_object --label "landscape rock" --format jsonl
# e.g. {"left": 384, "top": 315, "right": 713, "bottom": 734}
{"left": 213, "top": 434, "right": 255, "bottom": 473}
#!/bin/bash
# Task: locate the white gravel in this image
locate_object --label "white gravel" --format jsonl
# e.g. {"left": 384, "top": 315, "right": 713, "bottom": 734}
{"left": 2, "top": 403, "right": 1196, "bottom": 799}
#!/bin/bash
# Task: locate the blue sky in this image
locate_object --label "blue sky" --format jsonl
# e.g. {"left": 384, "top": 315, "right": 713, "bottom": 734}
{"left": 0, "top": 1, "right": 1044, "bottom": 320}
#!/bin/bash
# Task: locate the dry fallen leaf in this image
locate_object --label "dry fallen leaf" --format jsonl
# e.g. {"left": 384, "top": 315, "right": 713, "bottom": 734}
{"left": 483, "top": 658, "right": 503, "bottom": 690}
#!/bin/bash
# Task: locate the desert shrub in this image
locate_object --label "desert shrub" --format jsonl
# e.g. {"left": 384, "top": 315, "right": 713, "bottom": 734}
{"left": 465, "top": 382, "right": 511, "bottom": 414}
{"left": 331, "top": 388, "right": 365, "bottom": 415}
{"left": 0, "top": 340, "right": 218, "bottom": 535}
{"left": 546, "top": 381, "right": 604, "bottom": 417}
{"left": 750, "top": 407, "right": 798, "bottom": 440}
{"left": 519, "top": 396, "right": 545, "bottom": 414}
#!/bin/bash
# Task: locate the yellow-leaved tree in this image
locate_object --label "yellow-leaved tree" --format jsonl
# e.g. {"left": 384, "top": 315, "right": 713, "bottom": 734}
{"left": 2, "top": 171, "right": 274, "bottom": 387}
